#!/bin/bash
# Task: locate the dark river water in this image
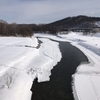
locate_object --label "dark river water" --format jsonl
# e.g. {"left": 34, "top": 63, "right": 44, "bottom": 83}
{"left": 31, "top": 41, "right": 88, "bottom": 100}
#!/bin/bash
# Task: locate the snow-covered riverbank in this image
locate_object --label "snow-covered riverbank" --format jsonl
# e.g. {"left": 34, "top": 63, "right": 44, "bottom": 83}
{"left": 0, "top": 36, "right": 61, "bottom": 100}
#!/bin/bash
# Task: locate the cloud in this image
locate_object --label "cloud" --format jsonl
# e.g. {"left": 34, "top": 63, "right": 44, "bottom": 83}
{"left": 0, "top": 0, "right": 100, "bottom": 24}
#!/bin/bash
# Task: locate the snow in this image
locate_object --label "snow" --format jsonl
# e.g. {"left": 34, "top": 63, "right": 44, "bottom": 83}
{"left": 73, "top": 74, "right": 99, "bottom": 100}
{"left": 0, "top": 71, "right": 33, "bottom": 100}
{"left": 0, "top": 37, "right": 38, "bottom": 47}
{"left": 95, "top": 21, "right": 100, "bottom": 27}
{"left": 26, "top": 38, "right": 61, "bottom": 82}
{"left": 34, "top": 33, "right": 68, "bottom": 41}
{"left": 0, "top": 37, "right": 38, "bottom": 100}
{"left": 0, "top": 35, "right": 61, "bottom": 100}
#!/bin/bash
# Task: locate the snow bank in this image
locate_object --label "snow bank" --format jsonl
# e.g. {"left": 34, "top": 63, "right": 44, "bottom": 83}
{"left": 73, "top": 74, "right": 100, "bottom": 100}
{"left": 71, "top": 40, "right": 100, "bottom": 100}
{"left": 0, "top": 37, "right": 38, "bottom": 77}
{"left": 0, "top": 70, "right": 33, "bottom": 100}
{"left": 34, "top": 33, "right": 67, "bottom": 42}
{"left": 92, "top": 33, "right": 100, "bottom": 37}
{"left": 0, "top": 36, "right": 39, "bottom": 100}
{"left": 27, "top": 38, "right": 62, "bottom": 82}
{"left": 0, "top": 37, "right": 38, "bottom": 47}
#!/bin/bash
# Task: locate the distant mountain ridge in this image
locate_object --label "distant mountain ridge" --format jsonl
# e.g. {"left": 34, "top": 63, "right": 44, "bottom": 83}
{"left": 48, "top": 15, "right": 100, "bottom": 29}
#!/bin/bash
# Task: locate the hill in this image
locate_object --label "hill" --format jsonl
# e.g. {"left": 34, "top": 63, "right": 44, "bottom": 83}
{"left": 48, "top": 15, "right": 100, "bottom": 29}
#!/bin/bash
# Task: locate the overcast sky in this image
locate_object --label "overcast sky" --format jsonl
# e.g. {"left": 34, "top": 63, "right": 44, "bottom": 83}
{"left": 0, "top": 0, "right": 100, "bottom": 24}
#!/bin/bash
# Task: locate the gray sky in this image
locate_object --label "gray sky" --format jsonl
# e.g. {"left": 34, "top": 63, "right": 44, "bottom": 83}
{"left": 0, "top": 0, "right": 100, "bottom": 24}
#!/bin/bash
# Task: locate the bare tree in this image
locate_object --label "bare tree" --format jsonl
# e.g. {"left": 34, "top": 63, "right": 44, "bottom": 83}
{"left": 7, "top": 23, "right": 18, "bottom": 36}
{"left": 0, "top": 19, "right": 8, "bottom": 36}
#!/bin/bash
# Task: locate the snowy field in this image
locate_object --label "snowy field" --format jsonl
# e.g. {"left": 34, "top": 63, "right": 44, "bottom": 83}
{"left": 0, "top": 32, "right": 100, "bottom": 100}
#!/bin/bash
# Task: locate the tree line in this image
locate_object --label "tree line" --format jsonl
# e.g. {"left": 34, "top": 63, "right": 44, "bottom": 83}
{"left": 0, "top": 20, "right": 33, "bottom": 37}
{"left": 0, "top": 19, "right": 60, "bottom": 37}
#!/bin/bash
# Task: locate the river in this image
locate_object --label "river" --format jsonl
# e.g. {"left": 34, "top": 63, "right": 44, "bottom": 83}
{"left": 31, "top": 41, "right": 88, "bottom": 100}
